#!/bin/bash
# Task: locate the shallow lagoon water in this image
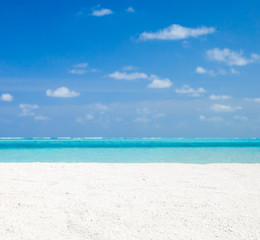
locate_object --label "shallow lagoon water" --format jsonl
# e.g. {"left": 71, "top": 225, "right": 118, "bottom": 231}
{"left": 0, "top": 138, "right": 260, "bottom": 163}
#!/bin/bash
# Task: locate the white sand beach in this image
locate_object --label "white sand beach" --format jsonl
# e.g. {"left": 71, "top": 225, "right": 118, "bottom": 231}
{"left": 0, "top": 163, "right": 260, "bottom": 240}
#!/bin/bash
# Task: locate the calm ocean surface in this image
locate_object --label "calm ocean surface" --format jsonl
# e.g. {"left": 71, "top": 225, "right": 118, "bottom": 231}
{"left": 0, "top": 138, "right": 260, "bottom": 163}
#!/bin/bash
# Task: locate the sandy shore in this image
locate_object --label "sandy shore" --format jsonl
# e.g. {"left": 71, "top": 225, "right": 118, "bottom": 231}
{"left": 0, "top": 163, "right": 259, "bottom": 240}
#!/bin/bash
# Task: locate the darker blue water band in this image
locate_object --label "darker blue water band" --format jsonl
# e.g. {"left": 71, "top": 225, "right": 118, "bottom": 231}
{"left": 0, "top": 138, "right": 260, "bottom": 148}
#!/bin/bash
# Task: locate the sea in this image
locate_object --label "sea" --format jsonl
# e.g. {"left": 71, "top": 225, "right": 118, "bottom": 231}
{"left": 0, "top": 138, "right": 260, "bottom": 163}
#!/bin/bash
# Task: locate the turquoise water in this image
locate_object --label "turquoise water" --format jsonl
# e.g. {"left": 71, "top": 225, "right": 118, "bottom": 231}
{"left": 0, "top": 138, "right": 260, "bottom": 163}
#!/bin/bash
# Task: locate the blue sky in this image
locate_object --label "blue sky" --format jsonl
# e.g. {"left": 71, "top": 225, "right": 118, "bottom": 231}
{"left": 0, "top": 0, "right": 260, "bottom": 137}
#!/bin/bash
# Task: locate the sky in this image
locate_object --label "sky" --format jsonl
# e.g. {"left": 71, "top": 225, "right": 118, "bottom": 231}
{"left": 0, "top": 0, "right": 260, "bottom": 138}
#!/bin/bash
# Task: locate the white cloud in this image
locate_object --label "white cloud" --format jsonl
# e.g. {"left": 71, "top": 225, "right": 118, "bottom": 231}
{"left": 195, "top": 66, "right": 232, "bottom": 76}
{"left": 195, "top": 66, "right": 207, "bottom": 74}
{"left": 154, "top": 113, "right": 165, "bottom": 118}
{"left": 76, "top": 114, "right": 94, "bottom": 123}
{"left": 69, "top": 62, "right": 88, "bottom": 75}
{"left": 19, "top": 104, "right": 39, "bottom": 116}
{"left": 19, "top": 104, "right": 48, "bottom": 120}
{"left": 199, "top": 115, "right": 206, "bottom": 121}
{"left": 73, "top": 62, "right": 88, "bottom": 68}
{"left": 251, "top": 53, "right": 260, "bottom": 60}
{"left": 233, "top": 116, "right": 248, "bottom": 121}
{"left": 135, "top": 107, "right": 165, "bottom": 123}
{"left": 109, "top": 70, "right": 172, "bottom": 89}
{"left": 1, "top": 93, "right": 13, "bottom": 102}
{"left": 109, "top": 71, "right": 172, "bottom": 89}
{"left": 137, "top": 107, "right": 150, "bottom": 115}
{"left": 76, "top": 103, "right": 108, "bottom": 124}
{"left": 123, "top": 65, "right": 137, "bottom": 71}
{"left": 46, "top": 87, "right": 80, "bottom": 98}
{"left": 34, "top": 115, "right": 49, "bottom": 121}
{"left": 126, "top": 7, "right": 134, "bottom": 13}
{"left": 209, "top": 94, "right": 232, "bottom": 100}
{"left": 176, "top": 84, "right": 206, "bottom": 97}
{"left": 69, "top": 69, "right": 86, "bottom": 75}
{"left": 231, "top": 68, "right": 240, "bottom": 74}
{"left": 140, "top": 24, "right": 215, "bottom": 41}
{"left": 95, "top": 103, "right": 108, "bottom": 112}
{"left": 244, "top": 98, "right": 260, "bottom": 103}
{"left": 208, "top": 116, "right": 224, "bottom": 121}
{"left": 114, "top": 117, "right": 122, "bottom": 122}
{"left": 86, "top": 114, "right": 94, "bottom": 120}
{"left": 134, "top": 117, "right": 150, "bottom": 123}
{"left": 206, "top": 48, "right": 260, "bottom": 66}
{"left": 92, "top": 8, "right": 113, "bottom": 17}
{"left": 90, "top": 68, "right": 100, "bottom": 72}
{"left": 75, "top": 117, "right": 84, "bottom": 123}
{"left": 137, "top": 107, "right": 151, "bottom": 115}
{"left": 147, "top": 77, "right": 173, "bottom": 88}
{"left": 210, "top": 104, "right": 242, "bottom": 112}
{"left": 109, "top": 71, "right": 148, "bottom": 80}
{"left": 199, "top": 115, "right": 223, "bottom": 122}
